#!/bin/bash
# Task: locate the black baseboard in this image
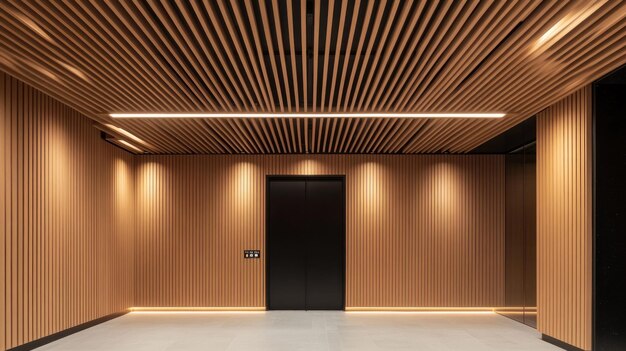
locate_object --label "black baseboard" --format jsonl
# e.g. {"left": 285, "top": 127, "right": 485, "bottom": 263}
{"left": 542, "top": 334, "right": 584, "bottom": 351}
{"left": 7, "top": 310, "right": 128, "bottom": 351}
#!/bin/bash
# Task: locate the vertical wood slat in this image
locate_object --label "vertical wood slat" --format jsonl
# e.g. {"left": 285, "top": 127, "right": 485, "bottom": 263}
{"left": 134, "top": 154, "right": 505, "bottom": 308}
{"left": 1, "top": 70, "right": 6, "bottom": 351}
{"left": 0, "top": 71, "right": 135, "bottom": 350}
{"left": 537, "top": 86, "right": 592, "bottom": 350}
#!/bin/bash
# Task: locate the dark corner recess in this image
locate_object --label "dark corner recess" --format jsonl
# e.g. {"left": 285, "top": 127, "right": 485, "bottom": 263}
{"left": 100, "top": 130, "right": 118, "bottom": 145}
{"left": 100, "top": 130, "right": 132, "bottom": 153}
{"left": 470, "top": 116, "right": 536, "bottom": 154}
{"left": 593, "top": 64, "right": 626, "bottom": 351}
{"left": 6, "top": 311, "right": 128, "bottom": 351}
{"left": 98, "top": 130, "right": 144, "bottom": 154}
{"left": 472, "top": 112, "right": 538, "bottom": 329}
{"left": 500, "top": 142, "right": 537, "bottom": 328}
{"left": 542, "top": 334, "right": 585, "bottom": 351}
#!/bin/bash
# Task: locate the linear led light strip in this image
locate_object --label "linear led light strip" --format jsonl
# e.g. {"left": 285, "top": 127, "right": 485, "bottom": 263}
{"left": 129, "top": 307, "right": 266, "bottom": 312}
{"left": 110, "top": 113, "right": 505, "bottom": 119}
{"left": 117, "top": 140, "right": 142, "bottom": 153}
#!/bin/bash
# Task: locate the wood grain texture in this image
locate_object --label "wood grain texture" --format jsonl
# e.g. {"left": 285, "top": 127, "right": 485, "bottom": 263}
{"left": 0, "top": 1, "right": 625, "bottom": 154}
{"left": 0, "top": 72, "right": 135, "bottom": 350}
{"left": 0, "top": 65, "right": 6, "bottom": 351}
{"left": 537, "top": 86, "right": 592, "bottom": 350}
{"left": 135, "top": 155, "right": 505, "bottom": 308}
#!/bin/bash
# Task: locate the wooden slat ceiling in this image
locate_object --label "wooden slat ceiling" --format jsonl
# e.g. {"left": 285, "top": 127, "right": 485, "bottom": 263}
{"left": 0, "top": 0, "right": 625, "bottom": 154}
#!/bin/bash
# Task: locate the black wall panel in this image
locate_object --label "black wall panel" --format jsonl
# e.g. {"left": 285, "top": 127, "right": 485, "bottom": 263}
{"left": 593, "top": 71, "right": 626, "bottom": 350}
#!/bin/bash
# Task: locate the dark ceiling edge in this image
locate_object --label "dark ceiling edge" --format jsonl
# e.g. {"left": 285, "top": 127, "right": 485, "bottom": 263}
{"left": 595, "top": 63, "right": 626, "bottom": 85}
{"left": 472, "top": 63, "right": 626, "bottom": 155}
{"left": 470, "top": 116, "right": 536, "bottom": 154}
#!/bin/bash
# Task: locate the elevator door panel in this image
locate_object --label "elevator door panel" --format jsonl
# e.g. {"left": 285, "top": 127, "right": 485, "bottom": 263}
{"left": 305, "top": 180, "right": 344, "bottom": 310}
{"left": 267, "top": 180, "right": 307, "bottom": 310}
{"left": 267, "top": 178, "right": 344, "bottom": 310}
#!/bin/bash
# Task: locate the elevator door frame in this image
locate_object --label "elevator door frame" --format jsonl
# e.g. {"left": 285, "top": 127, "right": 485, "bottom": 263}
{"left": 266, "top": 175, "right": 346, "bottom": 310}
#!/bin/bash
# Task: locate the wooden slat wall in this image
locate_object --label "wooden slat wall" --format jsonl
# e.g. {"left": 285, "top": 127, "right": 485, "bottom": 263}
{"left": 0, "top": 72, "right": 135, "bottom": 350}
{"left": 135, "top": 154, "right": 505, "bottom": 308}
{"left": 537, "top": 86, "right": 592, "bottom": 350}
{"left": 0, "top": 67, "right": 6, "bottom": 351}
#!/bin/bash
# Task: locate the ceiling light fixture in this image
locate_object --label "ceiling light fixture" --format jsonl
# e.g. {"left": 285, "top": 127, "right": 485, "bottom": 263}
{"left": 117, "top": 140, "right": 142, "bottom": 153}
{"left": 104, "top": 124, "right": 146, "bottom": 145}
{"left": 110, "top": 112, "right": 505, "bottom": 119}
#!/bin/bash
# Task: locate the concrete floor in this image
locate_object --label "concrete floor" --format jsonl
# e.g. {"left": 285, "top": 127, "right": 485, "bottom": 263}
{"left": 35, "top": 311, "right": 563, "bottom": 351}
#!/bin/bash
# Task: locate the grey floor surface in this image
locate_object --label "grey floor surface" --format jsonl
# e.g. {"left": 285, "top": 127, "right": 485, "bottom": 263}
{"left": 34, "top": 311, "right": 564, "bottom": 351}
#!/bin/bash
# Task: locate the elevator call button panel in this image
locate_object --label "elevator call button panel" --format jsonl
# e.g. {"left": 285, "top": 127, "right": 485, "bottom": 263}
{"left": 244, "top": 250, "right": 261, "bottom": 259}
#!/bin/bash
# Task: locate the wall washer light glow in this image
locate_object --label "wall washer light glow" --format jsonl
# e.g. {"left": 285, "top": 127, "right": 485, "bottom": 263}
{"left": 110, "top": 112, "right": 506, "bottom": 119}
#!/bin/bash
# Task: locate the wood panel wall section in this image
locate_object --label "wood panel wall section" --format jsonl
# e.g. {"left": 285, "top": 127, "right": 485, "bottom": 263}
{"left": 135, "top": 155, "right": 505, "bottom": 309}
{"left": 537, "top": 86, "right": 592, "bottom": 350}
{"left": 0, "top": 72, "right": 135, "bottom": 350}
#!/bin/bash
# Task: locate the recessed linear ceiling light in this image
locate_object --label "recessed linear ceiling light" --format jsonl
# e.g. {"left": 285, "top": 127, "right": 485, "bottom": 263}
{"left": 110, "top": 113, "right": 505, "bottom": 119}
{"left": 104, "top": 123, "right": 146, "bottom": 145}
{"left": 117, "top": 140, "right": 142, "bottom": 153}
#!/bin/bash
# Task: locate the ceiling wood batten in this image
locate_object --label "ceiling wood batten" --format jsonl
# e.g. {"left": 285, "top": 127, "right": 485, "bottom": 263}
{"left": 0, "top": 0, "right": 625, "bottom": 154}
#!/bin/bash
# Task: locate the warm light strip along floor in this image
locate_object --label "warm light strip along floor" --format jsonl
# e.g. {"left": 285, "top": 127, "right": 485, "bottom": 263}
{"left": 346, "top": 311, "right": 495, "bottom": 315}
{"left": 130, "top": 311, "right": 494, "bottom": 315}
{"left": 129, "top": 307, "right": 266, "bottom": 312}
{"left": 345, "top": 307, "right": 498, "bottom": 312}
{"left": 129, "top": 307, "right": 499, "bottom": 314}
{"left": 110, "top": 113, "right": 506, "bottom": 119}
{"left": 130, "top": 311, "right": 267, "bottom": 315}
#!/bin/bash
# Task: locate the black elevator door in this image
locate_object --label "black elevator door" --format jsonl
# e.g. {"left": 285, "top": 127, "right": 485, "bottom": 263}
{"left": 267, "top": 178, "right": 344, "bottom": 310}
